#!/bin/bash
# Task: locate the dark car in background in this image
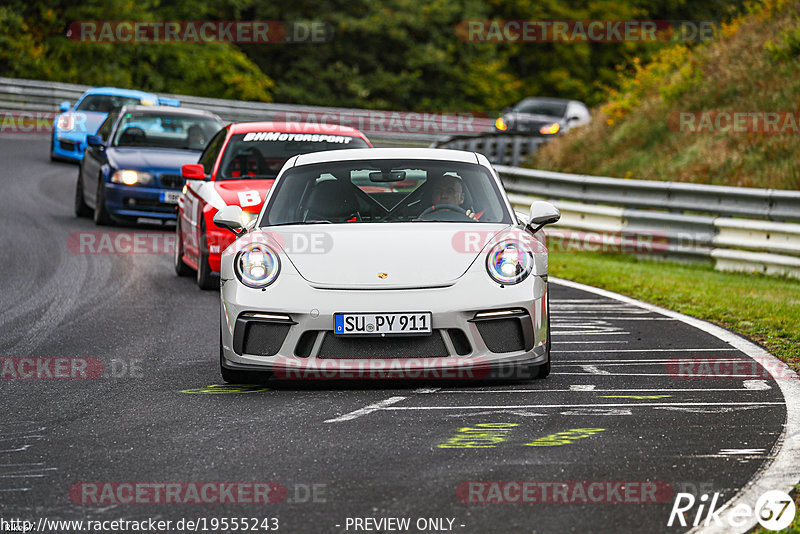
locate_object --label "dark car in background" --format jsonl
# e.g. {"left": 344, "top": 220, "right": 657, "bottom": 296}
{"left": 494, "top": 97, "right": 591, "bottom": 136}
{"left": 74, "top": 105, "right": 224, "bottom": 225}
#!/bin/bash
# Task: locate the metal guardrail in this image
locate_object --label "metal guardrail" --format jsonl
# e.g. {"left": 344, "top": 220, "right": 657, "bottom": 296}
{"left": 499, "top": 166, "right": 800, "bottom": 278}
{"left": 0, "top": 76, "right": 450, "bottom": 146}
{"left": 432, "top": 133, "right": 548, "bottom": 167}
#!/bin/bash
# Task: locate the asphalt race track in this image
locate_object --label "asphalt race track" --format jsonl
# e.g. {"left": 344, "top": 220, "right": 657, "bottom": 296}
{"left": 0, "top": 134, "right": 797, "bottom": 534}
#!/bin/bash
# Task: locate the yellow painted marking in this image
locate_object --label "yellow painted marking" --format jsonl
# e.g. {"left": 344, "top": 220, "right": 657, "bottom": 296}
{"left": 525, "top": 428, "right": 605, "bottom": 447}
{"left": 179, "top": 384, "right": 269, "bottom": 394}
{"left": 437, "top": 423, "right": 519, "bottom": 449}
{"left": 600, "top": 395, "right": 672, "bottom": 399}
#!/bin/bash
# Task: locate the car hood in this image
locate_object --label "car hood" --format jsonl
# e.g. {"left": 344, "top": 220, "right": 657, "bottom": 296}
{"left": 262, "top": 223, "right": 513, "bottom": 289}
{"left": 54, "top": 111, "right": 107, "bottom": 138}
{"left": 107, "top": 147, "right": 201, "bottom": 171}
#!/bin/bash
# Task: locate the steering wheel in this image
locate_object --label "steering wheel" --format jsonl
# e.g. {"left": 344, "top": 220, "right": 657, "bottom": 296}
{"left": 416, "top": 204, "right": 475, "bottom": 222}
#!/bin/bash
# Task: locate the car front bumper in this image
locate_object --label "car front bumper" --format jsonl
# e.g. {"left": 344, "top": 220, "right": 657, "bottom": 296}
{"left": 105, "top": 183, "right": 179, "bottom": 220}
{"left": 220, "top": 268, "right": 549, "bottom": 379}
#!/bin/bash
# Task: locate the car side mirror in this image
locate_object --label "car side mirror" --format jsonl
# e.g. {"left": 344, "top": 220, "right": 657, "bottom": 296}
{"left": 59, "top": 101, "right": 70, "bottom": 112}
{"left": 527, "top": 201, "right": 560, "bottom": 233}
{"left": 213, "top": 205, "right": 246, "bottom": 236}
{"left": 181, "top": 163, "right": 207, "bottom": 180}
{"left": 86, "top": 134, "right": 104, "bottom": 148}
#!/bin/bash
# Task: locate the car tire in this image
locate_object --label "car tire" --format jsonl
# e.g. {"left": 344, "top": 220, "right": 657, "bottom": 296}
{"left": 173, "top": 216, "right": 192, "bottom": 277}
{"left": 93, "top": 175, "right": 112, "bottom": 226}
{"left": 196, "top": 219, "right": 218, "bottom": 290}
{"left": 219, "top": 328, "right": 271, "bottom": 384}
{"left": 49, "top": 135, "right": 57, "bottom": 162}
{"left": 74, "top": 170, "right": 92, "bottom": 218}
{"left": 534, "top": 292, "right": 552, "bottom": 379}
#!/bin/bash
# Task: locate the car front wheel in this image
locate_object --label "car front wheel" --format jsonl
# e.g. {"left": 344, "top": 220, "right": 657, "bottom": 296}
{"left": 74, "top": 170, "right": 91, "bottom": 218}
{"left": 196, "top": 219, "right": 218, "bottom": 290}
{"left": 93, "top": 176, "right": 112, "bottom": 226}
{"left": 174, "top": 216, "right": 192, "bottom": 277}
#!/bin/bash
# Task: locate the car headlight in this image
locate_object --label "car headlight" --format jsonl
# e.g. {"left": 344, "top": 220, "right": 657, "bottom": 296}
{"left": 235, "top": 244, "right": 280, "bottom": 288}
{"left": 539, "top": 122, "right": 560, "bottom": 135}
{"left": 495, "top": 116, "right": 509, "bottom": 131}
{"left": 486, "top": 241, "right": 532, "bottom": 285}
{"left": 111, "top": 170, "right": 153, "bottom": 185}
{"left": 57, "top": 114, "right": 74, "bottom": 131}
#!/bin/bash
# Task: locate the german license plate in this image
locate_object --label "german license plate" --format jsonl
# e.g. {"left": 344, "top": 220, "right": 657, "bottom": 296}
{"left": 334, "top": 312, "right": 432, "bottom": 336}
{"left": 161, "top": 191, "right": 181, "bottom": 204}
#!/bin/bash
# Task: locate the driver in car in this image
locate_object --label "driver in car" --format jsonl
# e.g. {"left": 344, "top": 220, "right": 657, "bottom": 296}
{"left": 429, "top": 173, "right": 478, "bottom": 220}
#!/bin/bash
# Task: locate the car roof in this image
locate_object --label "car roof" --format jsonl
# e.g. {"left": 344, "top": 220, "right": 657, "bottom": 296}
{"left": 82, "top": 87, "right": 158, "bottom": 99}
{"left": 292, "top": 147, "right": 482, "bottom": 167}
{"left": 119, "top": 105, "right": 222, "bottom": 119}
{"left": 227, "top": 121, "right": 366, "bottom": 138}
{"left": 517, "top": 97, "right": 584, "bottom": 106}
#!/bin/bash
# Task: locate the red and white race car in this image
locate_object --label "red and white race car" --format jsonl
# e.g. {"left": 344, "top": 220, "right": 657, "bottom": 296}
{"left": 174, "top": 121, "right": 373, "bottom": 288}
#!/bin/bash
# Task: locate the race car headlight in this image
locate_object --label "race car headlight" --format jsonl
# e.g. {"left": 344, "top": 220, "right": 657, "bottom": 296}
{"left": 111, "top": 170, "right": 153, "bottom": 186}
{"left": 495, "top": 116, "right": 509, "bottom": 131}
{"left": 235, "top": 244, "right": 280, "bottom": 288}
{"left": 57, "top": 114, "right": 74, "bottom": 131}
{"left": 539, "top": 122, "right": 560, "bottom": 135}
{"left": 486, "top": 241, "right": 532, "bottom": 285}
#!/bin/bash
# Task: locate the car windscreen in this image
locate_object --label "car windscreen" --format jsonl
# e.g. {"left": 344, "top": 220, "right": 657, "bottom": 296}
{"left": 513, "top": 100, "right": 567, "bottom": 117}
{"left": 76, "top": 95, "right": 143, "bottom": 113}
{"left": 262, "top": 159, "right": 512, "bottom": 225}
{"left": 111, "top": 113, "right": 223, "bottom": 150}
{"left": 216, "top": 132, "right": 370, "bottom": 181}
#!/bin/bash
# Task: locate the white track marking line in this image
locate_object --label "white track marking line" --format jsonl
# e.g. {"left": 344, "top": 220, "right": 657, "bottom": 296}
{"left": 553, "top": 373, "right": 766, "bottom": 377}
{"left": 552, "top": 348, "right": 739, "bottom": 353}
{"left": 383, "top": 402, "right": 784, "bottom": 411}
{"left": 550, "top": 277, "right": 800, "bottom": 534}
{"left": 556, "top": 317, "right": 677, "bottom": 321}
{"left": 552, "top": 340, "right": 629, "bottom": 344}
{"left": 580, "top": 365, "right": 611, "bottom": 375}
{"left": 556, "top": 356, "right": 753, "bottom": 365}
{"left": 436, "top": 387, "right": 768, "bottom": 393}
{"left": 414, "top": 388, "right": 440, "bottom": 394}
{"left": 559, "top": 361, "right": 754, "bottom": 367}
{"left": 553, "top": 332, "right": 630, "bottom": 336}
{"left": 744, "top": 380, "right": 771, "bottom": 390}
{"left": 570, "top": 385, "right": 596, "bottom": 391}
{"left": 324, "top": 396, "right": 407, "bottom": 423}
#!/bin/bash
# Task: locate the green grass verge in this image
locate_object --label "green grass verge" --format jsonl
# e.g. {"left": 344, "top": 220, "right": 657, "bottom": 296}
{"left": 549, "top": 252, "right": 800, "bottom": 373}
{"left": 548, "top": 251, "right": 800, "bottom": 532}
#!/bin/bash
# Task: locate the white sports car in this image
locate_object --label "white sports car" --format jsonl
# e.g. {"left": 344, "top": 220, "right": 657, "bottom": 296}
{"left": 215, "top": 148, "right": 560, "bottom": 382}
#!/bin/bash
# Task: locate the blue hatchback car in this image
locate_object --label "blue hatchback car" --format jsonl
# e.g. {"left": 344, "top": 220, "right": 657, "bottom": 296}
{"left": 51, "top": 87, "right": 180, "bottom": 162}
{"left": 74, "top": 105, "right": 224, "bottom": 225}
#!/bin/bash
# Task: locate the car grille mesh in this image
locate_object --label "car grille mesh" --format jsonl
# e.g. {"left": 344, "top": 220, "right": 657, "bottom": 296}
{"left": 317, "top": 331, "right": 449, "bottom": 359}
{"left": 476, "top": 319, "right": 525, "bottom": 353}
{"left": 159, "top": 174, "right": 184, "bottom": 189}
{"left": 242, "top": 322, "right": 290, "bottom": 356}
